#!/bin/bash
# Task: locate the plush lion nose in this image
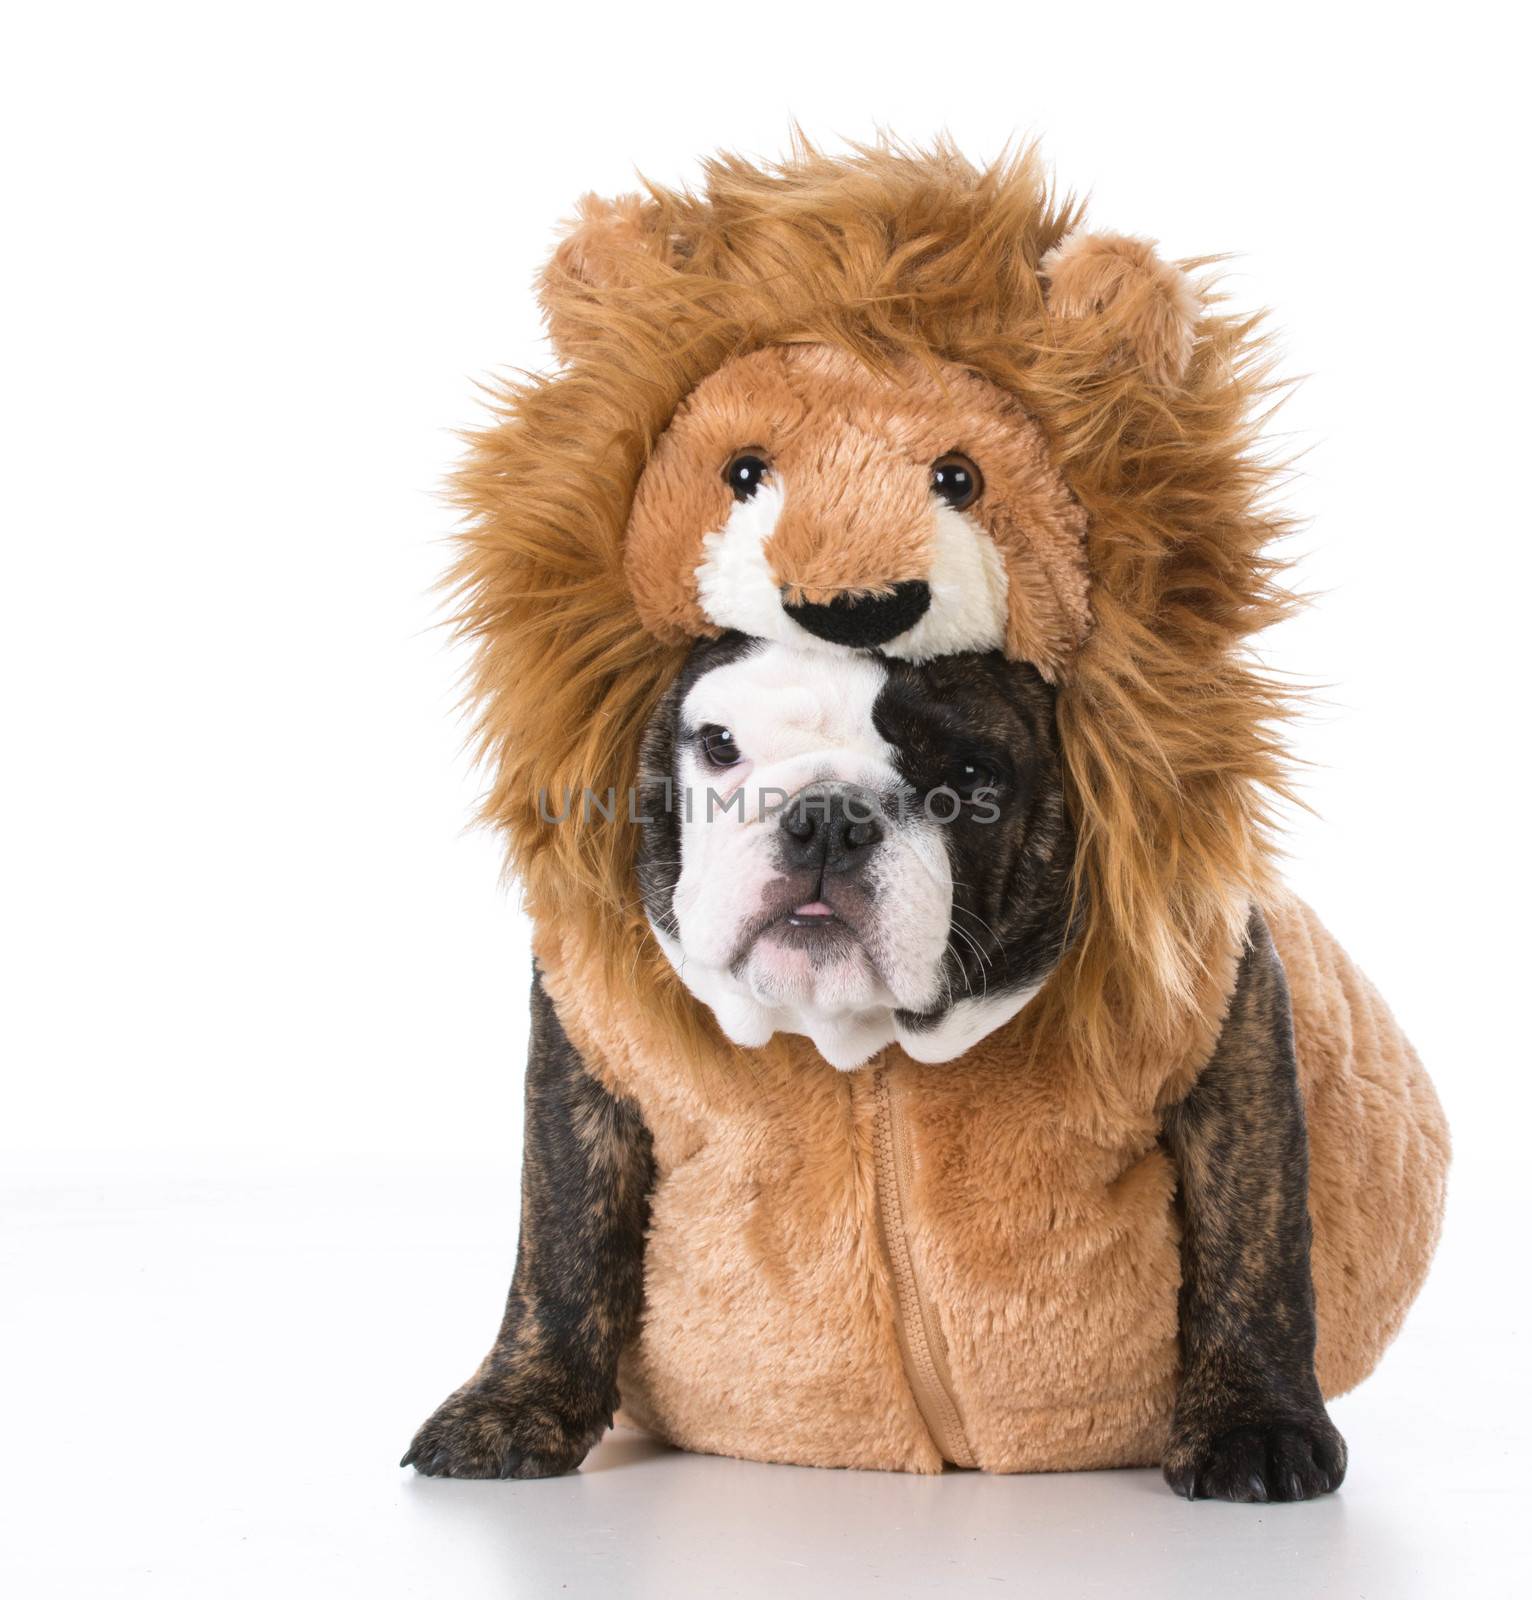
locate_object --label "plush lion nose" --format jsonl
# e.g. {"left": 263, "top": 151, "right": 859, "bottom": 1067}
{"left": 781, "top": 581, "right": 931, "bottom": 648}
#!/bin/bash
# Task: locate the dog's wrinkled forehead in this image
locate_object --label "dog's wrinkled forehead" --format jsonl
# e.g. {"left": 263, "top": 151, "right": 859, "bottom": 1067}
{"left": 652, "top": 631, "right": 1054, "bottom": 812}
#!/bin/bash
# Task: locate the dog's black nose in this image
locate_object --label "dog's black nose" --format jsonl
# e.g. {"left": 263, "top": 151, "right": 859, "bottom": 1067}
{"left": 782, "top": 581, "right": 931, "bottom": 649}
{"left": 779, "top": 785, "right": 884, "bottom": 874}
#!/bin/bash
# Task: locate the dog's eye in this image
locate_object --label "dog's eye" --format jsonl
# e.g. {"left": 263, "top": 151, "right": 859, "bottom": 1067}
{"left": 723, "top": 452, "right": 770, "bottom": 503}
{"left": 931, "top": 452, "right": 983, "bottom": 511}
{"left": 948, "top": 758, "right": 1001, "bottom": 798}
{"left": 697, "top": 725, "right": 742, "bottom": 767}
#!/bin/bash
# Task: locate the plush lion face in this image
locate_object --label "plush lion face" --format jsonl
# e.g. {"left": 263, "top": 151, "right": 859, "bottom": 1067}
{"left": 624, "top": 345, "right": 1090, "bottom": 677}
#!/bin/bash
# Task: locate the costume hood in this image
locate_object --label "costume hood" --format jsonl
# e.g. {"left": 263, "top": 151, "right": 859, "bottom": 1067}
{"left": 450, "top": 138, "right": 1294, "bottom": 1073}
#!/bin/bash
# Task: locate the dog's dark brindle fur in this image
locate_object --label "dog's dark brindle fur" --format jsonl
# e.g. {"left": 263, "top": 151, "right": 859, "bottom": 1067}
{"left": 404, "top": 645, "right": 1346, "bottom": 1500}
{"left": 400, "top": 976, "right": 654, "bottom": 1478}
{"left": 1160, "top": 910, "right": 1346, "bottom": 1499}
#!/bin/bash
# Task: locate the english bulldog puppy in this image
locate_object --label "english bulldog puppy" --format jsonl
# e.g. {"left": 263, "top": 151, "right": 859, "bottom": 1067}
{"left": 635, "top": 634, "right": 1076, "bottom": 1071}
{"left": 403, "top": 637, "right": 1345, "bottom": 1501}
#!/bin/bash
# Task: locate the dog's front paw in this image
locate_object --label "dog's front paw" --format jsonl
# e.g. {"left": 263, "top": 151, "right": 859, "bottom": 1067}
{"left": 400, "top": 1379, "right": 611, "bottom": 1480}
{"left": 1163, "top": 1415, "right": 1347, "bottom": 1502}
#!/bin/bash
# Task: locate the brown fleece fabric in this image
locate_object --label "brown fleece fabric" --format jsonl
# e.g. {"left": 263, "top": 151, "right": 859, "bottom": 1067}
{"left": 535, "top": 891, "right": 1446, "bottom": 1473}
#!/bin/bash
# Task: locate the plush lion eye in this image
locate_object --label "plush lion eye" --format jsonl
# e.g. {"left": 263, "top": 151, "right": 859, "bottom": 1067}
{"left": 723, "top": 452, "right": 770, "bottom": 502}
{"left": 931, "top": 452, "right": 983, "bottom": 511}
{"left": 697, "top": 725, "right": 742, "bottom": 767}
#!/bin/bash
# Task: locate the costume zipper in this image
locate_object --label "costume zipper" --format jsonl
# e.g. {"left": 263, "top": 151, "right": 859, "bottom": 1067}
{"left": 870, "top": 1064, "right": 976, "bottom": 1469}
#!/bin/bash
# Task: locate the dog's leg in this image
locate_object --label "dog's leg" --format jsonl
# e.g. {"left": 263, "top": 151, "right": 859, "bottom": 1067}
{"left": 1160, "top": 906, "right": 1347, "bottom": 1502}
{"left": 401, "top": 967, "right": 654, "bottom": 1478}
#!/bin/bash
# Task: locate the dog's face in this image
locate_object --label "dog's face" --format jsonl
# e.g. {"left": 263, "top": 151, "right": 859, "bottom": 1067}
{"left": 623, "top": 346, "right": 1092, "bottom": 681}
{"left": 636, "top": 636, "right": 1076, "bottom": 1069}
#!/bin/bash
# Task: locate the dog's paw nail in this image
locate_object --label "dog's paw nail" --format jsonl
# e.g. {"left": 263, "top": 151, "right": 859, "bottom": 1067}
{"left": 1165, "top": 1417, "right": 1346, "bottom": 1503}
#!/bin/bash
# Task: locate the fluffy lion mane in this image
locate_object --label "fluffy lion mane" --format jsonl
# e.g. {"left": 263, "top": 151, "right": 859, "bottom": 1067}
{"left": 449, "top": 137, "right": 1298, "bottom": 1075}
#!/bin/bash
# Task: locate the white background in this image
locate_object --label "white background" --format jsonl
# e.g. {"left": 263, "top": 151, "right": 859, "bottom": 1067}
{"left": 3, "top": 3, "right": 1528, "bottom": 1595}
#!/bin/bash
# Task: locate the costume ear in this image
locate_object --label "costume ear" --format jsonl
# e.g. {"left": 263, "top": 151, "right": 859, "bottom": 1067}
{"left": 1040, "top": 231, "right": 1200, "bottom": 388}
{"left": 538, "top": 192, "right": 676, "bottom": 358}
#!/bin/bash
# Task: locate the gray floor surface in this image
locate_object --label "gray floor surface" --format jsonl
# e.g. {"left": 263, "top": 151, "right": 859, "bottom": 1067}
{"left": 3, "top": 1158, "right": 1517, "bottom": 1597}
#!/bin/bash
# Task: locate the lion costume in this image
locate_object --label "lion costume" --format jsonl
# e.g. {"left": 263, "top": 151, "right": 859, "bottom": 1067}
{"left": 444, "top": 141, "right": 1448, "bottom": 1471}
